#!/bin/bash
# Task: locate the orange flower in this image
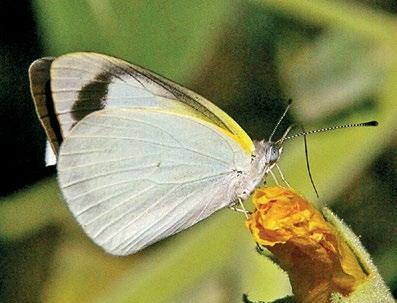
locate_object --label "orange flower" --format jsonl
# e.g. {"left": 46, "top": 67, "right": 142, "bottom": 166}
{"left": 246, "top": 186, "right": 367, "bottom": 303}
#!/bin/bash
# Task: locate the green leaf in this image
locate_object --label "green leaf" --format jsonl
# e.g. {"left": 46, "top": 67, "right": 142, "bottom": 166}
{"left": 32, "top": 0, "right": 234, "bottom": 83}
{"left": 278, "top": 29, "right": 389, "bottom": 121}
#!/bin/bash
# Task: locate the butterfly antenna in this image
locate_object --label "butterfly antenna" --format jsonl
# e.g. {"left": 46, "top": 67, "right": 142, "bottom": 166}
{"left": 277, "top": 124, "right": 294, "bottom": 146}
{"left": 301, "top": 126, "right": 319, "bottom": 198}
{"left": 279, "top": 120, "right": 378, "bottom": 142}
{"left": 269, "top": 99, "right": 292, "bottom": 142}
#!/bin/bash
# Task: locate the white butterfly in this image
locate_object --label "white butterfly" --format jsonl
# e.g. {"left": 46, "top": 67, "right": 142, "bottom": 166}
{"left": 31, "top": 52, "right": 365, "bottom": 256}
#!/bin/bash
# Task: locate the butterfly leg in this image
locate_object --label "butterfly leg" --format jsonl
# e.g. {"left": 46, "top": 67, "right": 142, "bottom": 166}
{"left": 269, "top": 169, "right": 279, "bottom": 185}
{"left": 275, "top": 164, "right": 290, "bottom": 187}
{"left": 229, "top": 197, "right": 251, "bottom": 219}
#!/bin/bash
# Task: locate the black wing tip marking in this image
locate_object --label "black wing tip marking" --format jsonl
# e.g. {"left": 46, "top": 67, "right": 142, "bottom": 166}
{"left": 73, "top": 71, "right": 115, "bottom": 121}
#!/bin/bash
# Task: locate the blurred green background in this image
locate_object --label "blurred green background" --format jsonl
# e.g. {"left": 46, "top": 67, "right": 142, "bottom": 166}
{"left": 0, "top": 1, "right": 396, "bottom": 302}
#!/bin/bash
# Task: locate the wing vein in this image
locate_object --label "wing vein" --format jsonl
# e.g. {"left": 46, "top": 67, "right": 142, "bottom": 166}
{"left": 67, "top": 178, "right": 138, "bottom": 201}
{"left": 61, "top": 163, "right": 160, "bottom": 188}
{"left": 59, "top": 153, "right": 160, "bottom": 170}
{"left": 98, "top": 173, "right": 228, "bottom": 244}
{"left": 66, "top": 134, "right": 230, "bottom": 166}
{"left": 119, "top": 190, "right": 199, "bottom": 253}
{"left": 82, "top": 184, "right": 157, "bottom": 224}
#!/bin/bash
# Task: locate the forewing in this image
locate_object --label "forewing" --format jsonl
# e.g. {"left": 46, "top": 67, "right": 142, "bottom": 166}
{"left": 50, "top": 52, "right": 254, "bottom": 154}
{"left": 29, "top": 57, "right": 62, "bottom": 154}
{"left": 57, "top": 109, "right": 251, "bottom": 255}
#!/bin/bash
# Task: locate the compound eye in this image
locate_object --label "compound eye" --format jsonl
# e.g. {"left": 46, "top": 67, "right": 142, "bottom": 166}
{"left": 269, "top": 146, "right": 279, "bottom": 163}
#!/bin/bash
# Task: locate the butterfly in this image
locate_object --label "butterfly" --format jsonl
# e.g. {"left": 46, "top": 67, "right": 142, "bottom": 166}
{"left": 29, "top": 52, "right": 376, "bottom": 256}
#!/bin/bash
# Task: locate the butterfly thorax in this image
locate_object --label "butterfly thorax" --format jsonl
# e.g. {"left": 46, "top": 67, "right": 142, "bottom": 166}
{"left": 236, "top": 140, "right": 281, "bottom": 201}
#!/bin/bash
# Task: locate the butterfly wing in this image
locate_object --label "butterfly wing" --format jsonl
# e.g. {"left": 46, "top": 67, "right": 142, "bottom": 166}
{"left": 28, "top": 57, "right": 62, "bottom": 153}
{"left": 57, "top": 108, "right": 251, "bottom": 255}
{"left": 29, "top": 52, "right": 254, "bottom": 156}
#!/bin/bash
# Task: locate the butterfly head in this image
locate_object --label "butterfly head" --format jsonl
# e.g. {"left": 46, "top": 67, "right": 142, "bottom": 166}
{"left": 254, "top": 140, "right": 282, "bottom": 170}
{"left": 251, "top": 122, "right": 292, "bottom": 179}
{"left": 268, "top": 142, "right": 282, "bottom": 164}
